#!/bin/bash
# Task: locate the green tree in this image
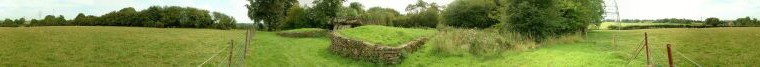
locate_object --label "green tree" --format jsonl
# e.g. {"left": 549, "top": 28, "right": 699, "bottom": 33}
{"left": 406, "top": 0, "right": 428, "bottom": 13}
{"left": 246, "top": 0, "right": 297, "bottom": 31}
{"left": 282, "top": 4, "right": 311, "bottom": 29}
{"left": 395, "top": 0, "right": 440, "bottom": 28}
{"left": 212, "top": 12, "right": 236, "bottom": 30}
{"left": 74, "top": 13, "right": 87, "bottom": 25}
{"left": 364, "top": 7, "right": 400, "bottom": 25}
{"left": 15, "top": 18, "right": 25, "bottom": 25}
{"left": 312, "top": 0, "right": 345, "bottom": 29}
{"left": 29, "top": 19, "right": 38, "bottom": 26}
{"left": 500, "top": 0, "right": 604, "bottom": 41}
{"left": 734, "top": 17, "right": 759, "bottom": 26}
{"left": 41, "top": 15, "right": 56, "bottom": 26}
{"left": 2, "top": 19, "right": 12, "bottom": 26}
{"left": 705, "top": 17, "right": 721, "bottom": 26}
{"left": 443, "top": 0, "right": 499, "bottom": 28}
{"left": 349, "top": 2, "right": 364, "bottom": 13}
{"left": 56, "top": 15, "right": 66, "bottom": 25}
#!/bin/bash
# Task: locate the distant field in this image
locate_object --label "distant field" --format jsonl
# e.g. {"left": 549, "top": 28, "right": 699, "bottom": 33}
{"left": 0, "top": 26, "right": 244, "bottom": 66}
{"left": 597, "top": 22, "right": 703, "bottom": 30}
{"left": 606, "top": 27, "right": 760, "bottom": 66}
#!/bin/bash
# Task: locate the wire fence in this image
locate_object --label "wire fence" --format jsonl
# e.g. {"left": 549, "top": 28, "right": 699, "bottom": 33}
{"left": 624, "top": 32, "right": 702, "bottom": 67}
{"left": 197, "top": 30, "right": 254, "bottom": 67}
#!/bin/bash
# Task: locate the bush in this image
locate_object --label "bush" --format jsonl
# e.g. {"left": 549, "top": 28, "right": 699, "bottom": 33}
{"left": 277, "top": 28, "right": 328, "bottom": 38}
{"left": 429, "top": 28, "right": 536, "bottom": 57}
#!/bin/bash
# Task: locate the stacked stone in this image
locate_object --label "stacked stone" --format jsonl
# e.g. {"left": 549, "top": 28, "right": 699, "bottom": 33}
{"left": 328, "top": 32, "right": 428, "bottom": 64}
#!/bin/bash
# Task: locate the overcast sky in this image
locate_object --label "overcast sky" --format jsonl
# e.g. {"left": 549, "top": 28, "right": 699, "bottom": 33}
{"left": 0, "top": 0, "right": 758, "bottom": 23}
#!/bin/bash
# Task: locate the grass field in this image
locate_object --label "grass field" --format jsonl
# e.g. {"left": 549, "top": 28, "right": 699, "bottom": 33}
{"left": 597, "top": 22, "right": 703, "bottom": 30}
{"left": 336, "top": 25, "right": 437, "bottom": 46}
{"left": 1, "top": 26, "right": 756, "bottom": 66}
{"left": 0, "top": 26, "right": 245, "bottom": 66}
{"left": 605, "top": 27, "right": 760, "bottom": 66}
{"left": 250, "top": 27, "right": 760, "bottom": 66}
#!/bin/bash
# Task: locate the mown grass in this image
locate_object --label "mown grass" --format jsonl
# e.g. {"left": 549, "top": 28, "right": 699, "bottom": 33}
{"left": 0, "top": 26, "right": 245, "bottom": 66}
{"left": 247, "top": 31, "right": 378, "bottom": 67}
{"left": 336, "top": 25, "right": 437, "bottom": 46}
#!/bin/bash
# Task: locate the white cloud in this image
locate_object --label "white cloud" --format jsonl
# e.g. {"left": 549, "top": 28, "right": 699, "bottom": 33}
{"left": 607, "top": 0, "right": 760, "bottom": 20}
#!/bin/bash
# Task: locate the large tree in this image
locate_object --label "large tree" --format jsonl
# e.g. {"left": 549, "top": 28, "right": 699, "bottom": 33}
{"left": 503, "top": 0, "right": 604, "bottom": 41}
{"left": 705, "top": 17, "right": 722, "bottom": 26}
{"left": 364, "top": 7, "right": 400, "bottom": 25}
{"left": 73, "top": 13, "right": 87, "bottom": 25}
{"left": 15, "top": 18, "right": 25, "bottom": 25}
{"left": 282, "top": 4, "right": 310, "bottom": 29}
{"left": 56, "top": 15, "right": 66, "bottom": 25}
{"left": 349, "top": 2, "right": 364, "bottom": 13}
{"left": 212, "top": 12, "right": 236, "bottom": 30}
{"left": 2, "top": 19, "right": 12, "bottom": 25}
{"left": 395, "top": 0, "right": 440, "bottom": 28}
{"left": 311, "top": 0, "right": 345, "bottom": 28}
{"left": 246, "top": 0, "right": 297, "bottom": 31}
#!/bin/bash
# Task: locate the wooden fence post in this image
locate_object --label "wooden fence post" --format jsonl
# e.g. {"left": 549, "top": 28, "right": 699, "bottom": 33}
{"left": 228, "top": 40, "right": 234, "bottom": 67}
{"left": 667, "top": 44, "right": 674, "bottom": 67}
{"left": 645, "top": 32, "right": 652, "bottom": 67}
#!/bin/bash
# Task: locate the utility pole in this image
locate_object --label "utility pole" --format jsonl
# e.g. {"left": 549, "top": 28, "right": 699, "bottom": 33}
{"left": 605, "top": 0, "right": 622, "bottom": 46}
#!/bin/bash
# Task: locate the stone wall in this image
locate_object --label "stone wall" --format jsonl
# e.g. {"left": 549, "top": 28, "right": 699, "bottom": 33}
{"left": 329, "top": 32, "right": 427, "bottom": 64}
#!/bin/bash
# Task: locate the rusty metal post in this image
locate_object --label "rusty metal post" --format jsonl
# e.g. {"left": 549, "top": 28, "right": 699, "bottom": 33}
{"left": 644, "top": 32, "right": 651, "bottom": 66}
{"left": 228, "top": 40, "right": 234, "bottom": 67}
{"left": 667, "top": 44, "right": 674, "bottom": 67}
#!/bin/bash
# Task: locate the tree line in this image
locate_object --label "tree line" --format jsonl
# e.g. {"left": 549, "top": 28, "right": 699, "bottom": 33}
{"left": 0, "top": 6, "right": 236, "bottom": 30}
{"left": 246, "top": 0, "right": 605, "bottom": 41}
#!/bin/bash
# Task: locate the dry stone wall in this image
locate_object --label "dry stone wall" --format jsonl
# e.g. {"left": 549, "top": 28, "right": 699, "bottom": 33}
{"left": 329, "top": 32, "right": 427, "bottom": 64}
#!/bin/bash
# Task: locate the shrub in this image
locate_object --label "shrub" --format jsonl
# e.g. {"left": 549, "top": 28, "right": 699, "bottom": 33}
{"left": 277, "top": 28, "right": 328, "bottom": 38}
{"left": 429, "top": 28, "right": 536, "bottom": 57}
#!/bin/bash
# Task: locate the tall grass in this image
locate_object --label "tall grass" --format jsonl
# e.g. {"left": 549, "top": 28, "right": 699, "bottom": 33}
{"left": 428, "top": 28, "right": 537, "bottom": 57}
{"left": 541, "top": 32, "right": 584, "bottom": 45}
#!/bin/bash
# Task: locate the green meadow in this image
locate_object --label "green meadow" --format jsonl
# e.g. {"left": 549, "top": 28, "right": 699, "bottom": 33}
{"left": 1, "top": 26, "right": 757, "bottom": 66}
{"left": 0, "top": 26, "right": 244, "bottom": 66}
